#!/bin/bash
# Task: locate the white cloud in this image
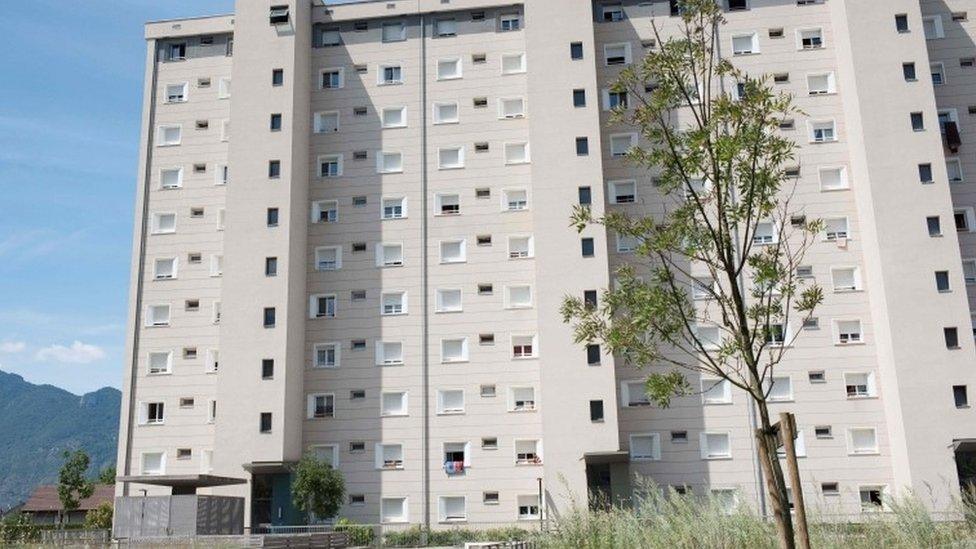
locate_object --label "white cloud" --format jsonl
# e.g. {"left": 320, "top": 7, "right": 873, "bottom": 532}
{"left": 0, "top": 341, "right": 26, "bottom": 353}
{"left": 35, "top": 341, "right": 106, "bottom": 364}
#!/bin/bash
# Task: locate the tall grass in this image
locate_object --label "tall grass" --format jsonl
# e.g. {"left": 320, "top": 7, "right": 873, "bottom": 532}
{"left": 536, "top": 486, "right": 976, "bottom": 549}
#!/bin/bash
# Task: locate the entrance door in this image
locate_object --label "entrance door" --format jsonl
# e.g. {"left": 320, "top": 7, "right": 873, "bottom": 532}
{"left": 586, "top": 463, "right": 613, "bottom": 510}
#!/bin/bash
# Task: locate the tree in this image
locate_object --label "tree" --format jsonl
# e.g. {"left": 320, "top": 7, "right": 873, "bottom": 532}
{"left": 84, "top": 502, "right": 113, "bottom": 530}
{"left": 96, "top": 466, "right": 117, "bottom": 485}
{"left": 560, "top": 2, "right": 822, "bottom": 548}
{"left": 291, "top": 453, "right": 345, "bottom": 523}
{"left": 58, "top": 450, "right": 95, "bottom": 526}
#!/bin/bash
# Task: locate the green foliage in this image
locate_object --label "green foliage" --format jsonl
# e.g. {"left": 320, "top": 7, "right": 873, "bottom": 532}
{"left": 290, "top": 453, "right": 345, "bottom": 522}
{"left": 96, "top": 466, "right": 116, "bottom": 485}
{"left": 83, "top": 502, "right": 113, "bottom": 529}
{"left": 0, "top": 370, "right": 119, "bottom": 511}
{"left": 0, "top": 513, "right": 40, "bottom": 543}
{"left": 58, "top": 450, "right": 94, "bottom": 515}
{"left": 334, "top": 517, "right": 375, "bottom": 546}
{"left": 382, "top": 525, "right": 534, "bottom": 547}
{"left": 537, "top": 484, "right": 976, "bottom": 549}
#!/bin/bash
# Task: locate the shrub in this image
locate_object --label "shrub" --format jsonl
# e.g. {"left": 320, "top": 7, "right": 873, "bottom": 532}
{"left": 84, "top": 502, "right": 113, "bottom": 530}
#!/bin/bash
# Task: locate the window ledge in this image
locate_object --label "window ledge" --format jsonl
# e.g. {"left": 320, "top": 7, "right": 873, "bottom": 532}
{"left": 147, "top": 372, "right": 173, "bottom": 377}
{"left": 848, "top": 451, "right": 880, "bottom": 456}
{"left": 846, "top": 395, "right": 878, "bottom": 400}
{"left": 834, "top": 342, "right": 865, "bottom": 346}
{"left": 702, "top": 456, "right": 733, "bottom": 461}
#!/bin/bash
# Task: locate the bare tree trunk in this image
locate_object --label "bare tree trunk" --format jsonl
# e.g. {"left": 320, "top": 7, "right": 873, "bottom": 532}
{"left": 781, "top": 412, "right": 810, "bottom": 549}
{"left": 754, "top": 402, "right": 796, "bottom": 549}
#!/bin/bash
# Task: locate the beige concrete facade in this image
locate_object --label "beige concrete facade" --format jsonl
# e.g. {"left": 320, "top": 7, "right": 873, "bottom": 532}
{"left": 118, "top": 0, "right": 976, "bottom": 528}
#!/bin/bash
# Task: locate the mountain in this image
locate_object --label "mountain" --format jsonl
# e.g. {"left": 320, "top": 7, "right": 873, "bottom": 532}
{"left": 0, "top": 370, "right": 120, "bottom": 512}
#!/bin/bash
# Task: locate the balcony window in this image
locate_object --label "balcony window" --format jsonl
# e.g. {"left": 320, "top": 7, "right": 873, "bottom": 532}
{"left": 508, "top": 236, "right": 533, "bottom": 259}
{"left": 315, "top": 246, "right": 341, "bottom": 271}
{"left": 510, "top": 387, "right": 536, "bottom": 411}
{"left": 512, "top": 335, "right": 537, "bottom": 358}
{"left": 515, "top": 440, "right": 541, "bottom": 464}
{"left": 314, "top": 343, "right": 338, "bottom": 368}
{"left": 306, "top": 394, "right": 335, "bottom": 419}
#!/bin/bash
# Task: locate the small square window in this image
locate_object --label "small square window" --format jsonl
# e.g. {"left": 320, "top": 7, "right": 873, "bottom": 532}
{"left": 895, "top": 14, "right": 909, "bottom": 32}
{"left": 262, "top": 359, "right": 274, "bottom": 379}
{"left": 270, "top": 113, "right": 282, "bottom": 131}
{"left": 573, "top": 89, "right": 586, "bottom": 107}
{"left": 268, "top": 160, "right": 281, "bottom": 179}
{"left": 272, "top": 68, "right": 284, "bottom": 86}
{"left": 570, "top": 42, "right": 584, "bottom": 60}
{"left": 575, "top": 137, "right": 589, "bottom": 156}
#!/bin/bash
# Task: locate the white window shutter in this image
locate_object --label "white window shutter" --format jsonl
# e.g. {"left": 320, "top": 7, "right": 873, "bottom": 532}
{"left": 138, "top": 402, "right": 148, "bottom": 424}
{"left": 374, "top": 444, "right": 383, "bottom": 469}
{"left": 306, "top": 396, "right": 315, "bottom": 419}
{"left": 699, "top": 432, "right": 709, "bottom": 459}
{"left": 438, "top": 497, "right": 446, "bottom": 521}
{"left": 463, "top": 442, "right": 472, "bottom": 467}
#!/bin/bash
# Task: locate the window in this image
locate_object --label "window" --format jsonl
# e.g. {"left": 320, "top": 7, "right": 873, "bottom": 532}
{"left": 923, "top": 15, "right": 944, "bottom": 39}
{"left": 506, "top": 285, "right": 533, "bottom": 308}
{"left": 587, "top": 344, "right": 601, "bottom": 365}
{"left": 508, "top": 236, "right": 534, "bottom": 259}
{"left": 954, "top": 385, "right": 969, "bottom": 408}
{"left": 165, "top": 82, "right": 188, "bottom": 103}
{"left": 437, "top": 58, "right": 462, "bottom": 80}
{"left": 845, "top": 372, "right": 876, "bottom": 398}
{"left": 261, "top": 359, "right": 274, "bottom": 380}
{"left": 515, "top": 440, "right": 541, "bottom": 465}
{"left": 602, "top": 3, "right": 625, "bottom": 21}
{"left": 266, "top": 207, "right": 279, "bottom": 227}
{"left": 268, "top": 113, "right": 282, "bottom": 132}
{"left": 604, "top": 43, "right": 631, "bottom": 65}
{"left": 306, "top": 394, "right": 335, "bottom": 419}
{"left": 848, "top": 427, "right": 878, "bottom": 455}
{"left": 271, "top": 68, "right": 284, "bottom": 86}
{"left": 504, "top": 142, "right": 530, "bottom": 164}
{"left": 819, "top": 167, "right": 848, "bottom": 191}
{"left": 377, "top": 152, "right": 404, "bottom": 174}
{"left": 383, "top": 197, "right": 406, "bottom": 219}
{"left": 381, "top": 497, "right": 408, "bottom": 523}
{"left": 518, "top": 495, "right": 540, "bottom": 519}
{"left": 381, "top": 106, "right": 407, "bottom": 128}
{"left": 589, "top": 400, "right": 605, "bottom": 422}
{"left": 503, "top": 189, "right": 528, "bottom": 211}
{"left": 622, "top": 381, "right": 650, "bottom": 407}
{"left": 312, "top": 200, "right": 338, "bottom": 224}
{"left": 831, "top": 266, "right": 861, "bottom": 291}
{"left": 810, "top": 120, "right": 836, "bottom": 142}
{"left": 617, "top": 234, "right": 639, "bottom": 253}
{"left": 956, "top": 208, "right": 976, "bottom": 232}
{"left": 903, "top": 62, "right": 917, "bottom": 81}
{"left": 499, "top": 13, "right": 521, "bottom": 32}
{"left": 919, "top": 163, "right": 934, "bottom": 183}
{"left": 313, "top": 343, "right": 338, "bottom": 369}
{"left": 438, "top": 496, "right": 466, "bottom": 523}
{"left": 440, "top": 239, "right": 466, "bottom": 263}
{"left": 141, "top": 452, "right": 165, "bottom": 475}
{"left": 945, "top": 327, "right": 960, "bottom": 349}
{"left": 499, "top": 98, "right": 526, "bottom": 119}
{"left": 382, "top": 21, "right": 406, "bottom": 42}
{"left": 964, "top": 259, "right": 976, "bottom": 283}
{"left": 435, "top": 289, "right": 463, "bottom": 313}
{"left": 604, "top": 90, "right": 628, "bottom": 110}
{"left": 139, "top": 401, "right": 165, "bottom": 425}
{"left": 481, "top": 385, "right": 497, "bottom": 398}
{"left": 484, "top": 491, "right": 499, "bottom": 504}
{"left": 441, "top": 338, "right": 469, "bottom": 363}
{"left": 376, "top": 341, "right": 404, "bottom": 365}
{"left": 609, "top": 133, "right": 636, "bottom": 157}
{"left": 860, "top": 486, "right": 885, "bottom": 511}
{"left": 310, "top": 294, "right": 337, "bottom": 319}
{"left": 578, "top": 186, "right": 592, "bottom": 206}
{"left": 501, "top": 52, "right": 526, "bottom": 74}
{"left": 262, "top": 307, "right": 276, "bottom": 328}
{"left": 835, "top": 320, "right": 862, "bottom": 344}
{"left": 609, "top": 180, "right": 636, "bottom": 204}
{"left": 510, "top": 387, "right": 536, "bottom": 411}
{"left": 318, "top": 155, "right": 342, "bottom": 177}
{"left": 936, "top": 270, "right": 951, "bottom": 292}
{"left": 797, "top": 28, "right": 823, "bottom": 49}
{"left": 570, "top": 42, "right": 584, "bottom": 60}
{"left": 377, "top": 243, "right": 404, "bottom": 267}
{"left": 146, "top": 305, "right": 170, "bottom": 327}
{"left": 379, "top": 65, "right": 403, "bottom": 85}
{"left": 437, "top": 389, "right": 465, "bottom": 414}
{"left": 575, "top": 137, "right": 589, "bottom": 156}
{"left": 581, "top": 238, "right": 595, "bottom": 258}
{"left": 700, "top": 432, "right": 732, "bottom": 459}
{"left": 630, "top": 434, "right": 661, "bottom": 460}
{"left": 159, "top": 167, "right": 182, "bottom": 190}
{"left": 313, "top": 111, "right": 339, "bottom": 133}
{"left": 381, "top": 291, "right": 407, "bottom": 315}
{"left": 433, "top": 102, "right": 459, "bottom": 124}
{"left": 824, "top": 217, "right": 849, "bottom": 241}
{"left": 166, "top": 42, "right": 186, "bottom": 61}
{"left": 911, "top": 112, "right": 925, "bottom": 131}
{"left": 702, "top": 378, "right": 732, "bottom": 404}
{"left": 512, "top": 335, "right": 537, "bottom": 358}
{"left": 931, "top": 62, "right": 946, "bottom": 86}
{"left": 381, "top": 391, "right": 408, "bottom": 416}
{"left": 148, "top": 352, "right": 172, "bottom": 375}
{"left": 947, "top": 159, "right": 964, "bottom": 182}
{"left": 573, "top": 89, "right": 586, "bottom": 107}
{"left": 438, "top": 147, "right": 464, "bottom": 170}
{"left": 731, "top": 33, "right": 759, "bottom": 55}
{"left": 807, "top": 72, "right": 835, "bottom": 95}
{"left": 435, "top": 18, "right": 456, "bottom": 37}
{"left": 895, "top": 13, "right": 909, "bottom": 33}
{"left": 268, "top": 160, "right": 281, "bottom": 179}
{"left": 153, "top": 257, "right": 177, "bottom": 280}
{"left": 157, "top": 125, "right": 182, "bottom": 146}
{"left": 753, "top": 222, "right": 776, "bottom": 245}
{"left": 768, "top": 376, "right": 793, "bottom": 401}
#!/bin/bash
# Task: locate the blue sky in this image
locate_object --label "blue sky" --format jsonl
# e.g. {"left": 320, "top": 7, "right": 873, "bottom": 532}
{"left": 0, "top": 0, "right": 233, "bottom": 394}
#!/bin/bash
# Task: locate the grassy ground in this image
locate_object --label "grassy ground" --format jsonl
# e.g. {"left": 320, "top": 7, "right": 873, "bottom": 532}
{"left": 535, "top": 489, "right": 976, "bottom": 549}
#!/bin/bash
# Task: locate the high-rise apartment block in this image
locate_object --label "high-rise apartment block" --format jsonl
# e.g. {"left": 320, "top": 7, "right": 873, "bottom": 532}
{"left": 118, "top": 0, "right": 976, "bottom": 529}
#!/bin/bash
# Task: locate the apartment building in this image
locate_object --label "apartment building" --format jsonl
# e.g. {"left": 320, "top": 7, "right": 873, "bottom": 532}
{"left": 117, "top": 0, "right": 976, "bottom": 529}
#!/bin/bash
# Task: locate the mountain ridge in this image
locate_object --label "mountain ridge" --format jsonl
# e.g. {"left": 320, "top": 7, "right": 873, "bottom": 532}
{"left": 0, "top": 370, "right": 120, "bottom": 511}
